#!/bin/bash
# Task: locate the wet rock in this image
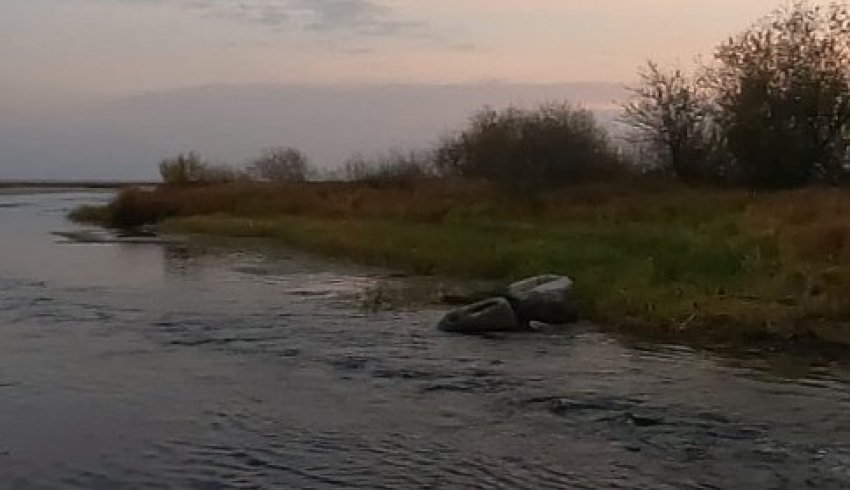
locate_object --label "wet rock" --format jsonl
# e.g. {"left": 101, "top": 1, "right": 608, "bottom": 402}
{"left": 507, "top": 275, "right": 578, "bottom": 325}
{"left": 438, "top": 297, "right": 521, "bottom": 334}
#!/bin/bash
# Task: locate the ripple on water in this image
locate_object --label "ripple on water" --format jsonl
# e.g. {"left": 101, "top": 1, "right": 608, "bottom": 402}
{"left": 4, "top": 192, "right": 850, "bottom": 489}
{"left": 138, "top": 429, "right": 599, "bottom": 489}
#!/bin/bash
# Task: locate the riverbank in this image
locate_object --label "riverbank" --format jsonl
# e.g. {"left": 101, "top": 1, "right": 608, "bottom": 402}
{"left": 11, "top": 190, "right": 850, "bottom": 488}
{"left": 71, "top": 182, "right": 850, "bottom": 347}
{"left": 0, "top": 181, "right": 154, "bottom": 196}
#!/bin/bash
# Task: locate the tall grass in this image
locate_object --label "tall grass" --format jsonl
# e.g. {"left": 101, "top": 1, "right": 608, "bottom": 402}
{"left": 72, "top": 181, "right": 850, "bottom": 345}
{"left": 163, "top": 212, "right": 787, "bottom": 340}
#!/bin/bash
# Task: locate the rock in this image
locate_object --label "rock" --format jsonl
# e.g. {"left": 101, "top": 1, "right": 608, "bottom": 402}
{"left": 438, "top": 297, "right": 521, "bottom": 333}
{"left": 508, "top": 275, "right": 578, "bottom": 325}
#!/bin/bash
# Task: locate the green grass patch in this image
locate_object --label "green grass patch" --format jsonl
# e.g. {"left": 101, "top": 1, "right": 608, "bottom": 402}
{"left": 163, "top": 213, "right": 796, "bottom": 339}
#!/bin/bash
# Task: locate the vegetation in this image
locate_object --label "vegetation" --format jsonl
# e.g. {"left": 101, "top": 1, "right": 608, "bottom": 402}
{"left": 711, "top": 2, "right": 850, "bottom": 187}
{"left": 624, "top": 2, "right": 850, "bottom": 188}
{"left": 67, "top": 204, "right": 112, "bottom": 224}
{"left": 70, "top": 181, "right": 850, "bottom": 346}
{"left": 159, "top": 152, "right": 246, "bottom": 185}
{"left": 435, "top": 103, "right": 626, "bottom": 192}
{"left": 622, "top": 62, "right": 719, "bottom": 183}
{"left": 249, "top": 146, "right": 313, "bottom": 182}
{"left": 342, "top": 150, "right": 435, "bottom": 186}
{"left": 69, "top": 3, "right": 850, "bottom": 348}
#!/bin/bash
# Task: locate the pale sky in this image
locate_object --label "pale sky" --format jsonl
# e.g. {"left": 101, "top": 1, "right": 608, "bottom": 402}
{"left": 1, "top": 0, "right": 806, "bottom": 97}
{"left": 0, "top": 0, "right": 826, "bottom": 179}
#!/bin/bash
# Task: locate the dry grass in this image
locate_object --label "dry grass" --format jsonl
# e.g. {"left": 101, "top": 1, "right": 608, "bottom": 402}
{"left": 99, "top": 180, "right": 508, "bottom": 225}
{"left": 72, "top": 181, "right": 850, "bottom": 346}
{"left": 88, "top": 178, "right": 751, "bottom": 226}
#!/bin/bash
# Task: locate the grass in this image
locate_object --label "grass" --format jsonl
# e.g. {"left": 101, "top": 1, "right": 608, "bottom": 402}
{"left": 67, "top": 204, "right": 113, "bottom": 225}
{"left": 162, "top": 214, "right": 781, "bottom": 338}
{"left": 72, "top": 181, "right": 850, "bottom": 347}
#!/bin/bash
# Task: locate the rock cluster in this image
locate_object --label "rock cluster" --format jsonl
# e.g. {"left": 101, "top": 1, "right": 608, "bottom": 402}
{"left": 438, "top": 275, "right": 578, "bottom": 334}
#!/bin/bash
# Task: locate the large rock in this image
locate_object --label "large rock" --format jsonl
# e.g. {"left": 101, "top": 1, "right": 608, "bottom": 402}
{"left": 438, "top": 297, "right": 521, "bottom": 333}
{"left": 508, "top": 275, "right": 578, "bottom": 325}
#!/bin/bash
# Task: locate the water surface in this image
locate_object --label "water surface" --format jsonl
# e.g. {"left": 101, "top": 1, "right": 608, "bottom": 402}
{"left": 1, "top": 191, "right": 850, "bottom": 489}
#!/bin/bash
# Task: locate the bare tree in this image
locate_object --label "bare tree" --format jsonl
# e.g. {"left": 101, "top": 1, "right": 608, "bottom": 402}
{"left": 621, "top": 62, "right": 716, "bottom": 183}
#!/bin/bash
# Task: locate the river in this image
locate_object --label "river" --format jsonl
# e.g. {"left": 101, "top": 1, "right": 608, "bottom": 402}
{"left": 1, "top": 191, "right": 850, "bottom": 489}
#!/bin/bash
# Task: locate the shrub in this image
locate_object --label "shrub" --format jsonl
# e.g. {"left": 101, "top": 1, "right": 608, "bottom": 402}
{"left": 159, "top": 152, "right": 205, "bottom": 185}
{"left": 435, "top": 103, "right": 626, "bottom": 192}
{"left": 624, "top": 3, "right": 850, "bottom": 189}
{"left": 249, "top": 146, "right": 313, "bottom": 183}
{"left": 67, "top": 204, "right": 112, "bottom": 225}
{"left": 342, "top": 150, "right": 434, "bottom": 186}
{"left": 107, "top": 188, "right": 181, "bottom": 227}
{"left": 159, "top": 152, "right": 244, "bottom": 185}
{"left": 708, "top": 2, "right": 850, "bottom": 188}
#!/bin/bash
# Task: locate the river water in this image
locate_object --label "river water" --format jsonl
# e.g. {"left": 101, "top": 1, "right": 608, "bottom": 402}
{"left": 1, "top": 191, "right": 850, "bottom": 489}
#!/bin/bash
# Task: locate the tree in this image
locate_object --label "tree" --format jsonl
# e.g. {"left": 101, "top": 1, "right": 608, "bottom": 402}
{"left": 708, "top": 2, "right": 850, "bottom": 187}
{"left": 621, "top": 62, "right": 719, "bottom": 183}
{"left": 250, "top": 147, "right": 312, "bottom": 183}
{"left": 435, "top": 103, "right": 624, "bottom": 191}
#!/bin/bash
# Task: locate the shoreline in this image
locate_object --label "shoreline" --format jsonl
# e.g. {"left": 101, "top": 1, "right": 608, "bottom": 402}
{"left": 162, "top": 214, "right": 850, "bottom": 351}
{"left": 69, "top": 182, "right": 850, "bottom": 351}
{"left": 0, "top": 187, "right": 117, "bottom": 196}
{"left": 0, "top": 181, "right": 156, "bottom": 189}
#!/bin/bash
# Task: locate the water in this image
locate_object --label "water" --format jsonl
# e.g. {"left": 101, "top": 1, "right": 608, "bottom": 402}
{"left": 1, "top": 191, "right": 850, "bottom": 489}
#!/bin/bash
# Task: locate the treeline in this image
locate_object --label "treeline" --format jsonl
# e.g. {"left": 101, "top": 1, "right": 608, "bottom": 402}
{"left": 624, "top": 2, "right": 850, "bottom": 188}
{"left": 159, "top": 2, "right": 850, "bottom": 191}
{"left": 157, "top": 102, "right": 619, "bottom": 192}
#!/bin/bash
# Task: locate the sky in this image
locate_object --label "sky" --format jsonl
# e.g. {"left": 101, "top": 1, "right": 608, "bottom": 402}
{"left": 1, "top": 0, "right": 804, "bottom": 98}
{"left": 0, "top": 0, "right": 817, "bottom": 179}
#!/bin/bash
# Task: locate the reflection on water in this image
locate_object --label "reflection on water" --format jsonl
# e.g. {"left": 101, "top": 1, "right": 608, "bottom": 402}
{"left": 1, "top": 191, "right": 850, "bottom": 489}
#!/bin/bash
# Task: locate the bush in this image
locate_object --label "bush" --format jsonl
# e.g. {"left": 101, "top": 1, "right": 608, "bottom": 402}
{"left": 342, "top": 150, "right": 434, "bottom": 186}
{"left": 249, "top": 146, "right": 313, "bottom": 183}
{"left": 624, "top": 3, "right": 850, "bottom": 189}
{"left": 159, "top": 152, "right": 206, "bottom": 185}
{"left": 107, "top": 188, "right": 181, "bottom": 227}
{"left": 67, "top": 204, "right": 112, "bottom": 225}
{"left": 435, "top": 103, "right": 626, "bottom": 192}
{"left": 159, "top": 152, "right": 245, "bottom": 185}
{"left": 708, "top": 2, "right": 850, "bottom": 188}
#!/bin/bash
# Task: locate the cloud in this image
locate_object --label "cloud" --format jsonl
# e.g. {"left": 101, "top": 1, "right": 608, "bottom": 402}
{"left": 117, "top": 0, "right": 425, "bottom": 37}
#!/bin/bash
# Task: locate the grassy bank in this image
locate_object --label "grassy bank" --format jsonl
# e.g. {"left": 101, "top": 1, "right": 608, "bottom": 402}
{"left": 73, "top": 182, "right": 850, "bottom": 346}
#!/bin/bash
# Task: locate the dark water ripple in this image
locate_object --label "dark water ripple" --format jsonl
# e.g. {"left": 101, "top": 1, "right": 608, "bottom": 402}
{"left": 2, "top": 192, "right": 850, "bottom": 488}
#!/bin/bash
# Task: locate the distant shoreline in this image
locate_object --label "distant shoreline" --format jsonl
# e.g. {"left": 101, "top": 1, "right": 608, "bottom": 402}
{"left": 0, "top": 182, "right": 158, "bottom": 195}
{"left": 0, "top": 181, "right": 157, "bottom": 190}
{"left": 0, "top": 187, "right": 118, "bottom": 196}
